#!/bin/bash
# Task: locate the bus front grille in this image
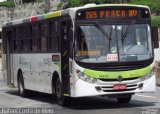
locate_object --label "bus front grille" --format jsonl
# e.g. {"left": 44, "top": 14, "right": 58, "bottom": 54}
{"left": 99, "top": 77, "right": 139, "bottom": 82}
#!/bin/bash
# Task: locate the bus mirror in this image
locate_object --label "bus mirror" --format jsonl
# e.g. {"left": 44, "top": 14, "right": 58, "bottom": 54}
{"left": 151, "top": 26, "right": 159, "bottom": 48}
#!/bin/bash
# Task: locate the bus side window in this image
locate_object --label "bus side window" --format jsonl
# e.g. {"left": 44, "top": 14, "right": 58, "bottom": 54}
{"left": 23, "top": 25, "right": 30, "bottom": 52}
{"left": 40, "top": 23, "right": 47, "bottom": 52}
{"left": 29, "top": 25, "right": 32, "bottom": 52}
{"left": 16, "top": 27, "right": 20, "bottom": 52}
{"left": 48, "top": 22, "right": 54, "bottom": 51}
{"left": 32, "top": 24, "right": 38, "bottom": 52}
{"left": 50, "top": 21, "right": 55, "bottom": 52}
{"left": 19, "top": 26, "right": 23, "bottom": 52}
{"left": 55, "top": 21, "right": 60, "bottom": 51}
{"left": 51, "top": 21, "right": 59, "bottom": 52}
{"left": 13, "top": 28, "right": 18, "bottom": 52}
{"left": 62, "top": 22, "right": 67, "bottom": 40}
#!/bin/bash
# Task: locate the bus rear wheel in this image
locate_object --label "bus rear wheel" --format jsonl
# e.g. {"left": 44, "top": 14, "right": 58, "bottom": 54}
{"left": 117, "top": 95, "right": 132, "bottom": 104}
{"left": 18, "top": 72, "right": 27, "bottom": 97}
{"left": 55, "top": 78, "right": 71, "bottom": 106}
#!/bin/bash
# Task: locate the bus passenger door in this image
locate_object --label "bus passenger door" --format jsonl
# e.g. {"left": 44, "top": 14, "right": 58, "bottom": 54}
{"left": 60, "top": 18, "right": 71, "bottom": 96}
{"left": 6, "top": 30, "right": 14, "bottom": 86}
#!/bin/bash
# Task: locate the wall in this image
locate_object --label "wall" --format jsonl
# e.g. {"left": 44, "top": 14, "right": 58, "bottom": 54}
{"left": 0, "top": 0, "right": 61, "bottom": 28}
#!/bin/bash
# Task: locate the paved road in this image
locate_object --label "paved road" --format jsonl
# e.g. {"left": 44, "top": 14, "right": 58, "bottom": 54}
{"left": 0, "top": 74, "right": 160, "bottom": 114}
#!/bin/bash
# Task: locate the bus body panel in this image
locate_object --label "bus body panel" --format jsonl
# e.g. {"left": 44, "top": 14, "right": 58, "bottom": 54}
{"left": 70, "top": 61, "right": 156, "bottom": 97}
{"left": 2, "top": 54, "right": 7, "bottom": 82}
{"left": 33, "top": 53, "right": 61, "bottom": 93}
{"left": 72, "top": 75, "right": 155, "bottom": 97}
{"left": 9, "top": 53, "right": 61, "bottom": 94}
{"left": 20, "top": 54, "right": 34, "bottom": 90}
{"left": 12, "top": 54, "right": 21, "bottom": 87}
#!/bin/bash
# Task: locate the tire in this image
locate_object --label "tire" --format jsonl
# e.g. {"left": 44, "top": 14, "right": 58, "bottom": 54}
{"left": 55, "top": 78, "right": 71, "bottom": 106}
{"left": 117, "top": 95, "right": 132, "bottom": 104}
{"left": 17, "top": 72, "right": 27, "bottom": 97}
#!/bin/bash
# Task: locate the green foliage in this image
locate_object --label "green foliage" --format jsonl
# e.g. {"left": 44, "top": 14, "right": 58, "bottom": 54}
{"left": 130, "top": 0, "right": 160, "bottom": 13}
{"left": 68, "top": 0, "right": 107, "bottom": 7}
{"left": 97, "top": 0, "right": 105, "bottom": 4}
{"left": 129, "top": 0, "right": 160, "bottom": 27}
{"left": 68, "top": 0, "right": 83, "bottom": 7}
{"left": 88, "top": 0, "right": 98, "bottom": 4}
{"left": 0, "top": 0, "right": 15, "bottom": 7}
{"left": 152, "top": 15, "right": 160, "bottom": 27}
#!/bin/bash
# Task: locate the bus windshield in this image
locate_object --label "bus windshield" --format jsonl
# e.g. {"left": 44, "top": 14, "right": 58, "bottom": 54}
{"left": 75, "top": 23, "right": 153, "bottom": 63}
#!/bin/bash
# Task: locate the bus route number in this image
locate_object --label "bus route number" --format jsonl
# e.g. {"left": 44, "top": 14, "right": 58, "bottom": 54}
{"left": 86, "top": 11, "right": 98, "bottom": 19}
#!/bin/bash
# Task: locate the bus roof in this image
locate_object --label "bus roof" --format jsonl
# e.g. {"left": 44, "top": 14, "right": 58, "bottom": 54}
{"left": 2, "top": 4, "right": 150, "bottom": 28}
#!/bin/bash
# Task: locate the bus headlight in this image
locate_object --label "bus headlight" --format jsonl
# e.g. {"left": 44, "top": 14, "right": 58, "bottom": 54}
{"left": 140, "top": 70, "right": 154, "bottom": 81}
{"left": 76, "top": 69, "right": 97, "bottom": 83}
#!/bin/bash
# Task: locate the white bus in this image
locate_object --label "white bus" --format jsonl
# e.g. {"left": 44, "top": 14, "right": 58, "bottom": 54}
{"left": 2, "top": 4, "right": 159, "bottom": 106}
{"left": 0, "top": 40, "right": 1, "bottom": 58}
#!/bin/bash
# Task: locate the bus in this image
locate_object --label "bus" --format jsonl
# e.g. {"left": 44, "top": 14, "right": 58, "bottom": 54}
{"left": 2, "top": 4, "right": 159, "bottom": 106}
{"left": 0, "top": 31, "right": 2, "bottom": 58}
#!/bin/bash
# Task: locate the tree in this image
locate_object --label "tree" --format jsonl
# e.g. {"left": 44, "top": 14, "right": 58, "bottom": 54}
{"left": 97, "top": 0, "right": 105, "bottom": 4}
{"left": 68, "top": 0, "right": 83, "bottom": 7}
{"left": 68, "top": 0, "right": 107, "bottom": 7}
{"left": 129, "top": 0, "right": 160, "bottom": 13}
{"left": 88, "top": 0, "right": 98, "bottom": 4}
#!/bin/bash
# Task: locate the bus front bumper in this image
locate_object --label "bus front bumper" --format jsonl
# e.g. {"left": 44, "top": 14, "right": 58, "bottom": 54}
{"left": 71, "top": 75, "right": 156, "bottom": 97}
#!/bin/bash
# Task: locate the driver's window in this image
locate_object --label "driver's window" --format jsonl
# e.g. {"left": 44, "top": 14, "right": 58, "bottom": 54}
{"left": 136, "top": 28, "right": 148, "bottom": 49}
{"left": 123, "top": 26, "right": 137, "bottom": 46}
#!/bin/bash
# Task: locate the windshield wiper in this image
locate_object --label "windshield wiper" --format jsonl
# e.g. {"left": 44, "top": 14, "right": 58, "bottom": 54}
{"left": 121, "top": 20, "right": 136, "bottom": 56}
{"left": 94, "top": 22, "right": 112, "bottom": 40}
{"left": 121, "top": 20, "right": 136, "bottom": 41}
{"left": 94, "top": 22, "right": 113, "bottom": 51}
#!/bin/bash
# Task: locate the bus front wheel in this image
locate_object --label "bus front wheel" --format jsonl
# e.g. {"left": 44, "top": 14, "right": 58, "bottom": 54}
{"left": 117, "top": 95, "right": 132, "bottom": 104}
{"left": 55, "top": 78, "right": 71, "bottom": 106}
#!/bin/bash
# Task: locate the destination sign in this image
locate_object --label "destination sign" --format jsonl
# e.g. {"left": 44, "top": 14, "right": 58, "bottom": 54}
{"left": 76, "top": 7, "right": 150, "bottom": 20}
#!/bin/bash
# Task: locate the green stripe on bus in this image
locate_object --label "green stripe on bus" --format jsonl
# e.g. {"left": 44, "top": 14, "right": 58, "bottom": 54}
{"left": 83, "top": 66, "right": 152, "bottom": 79}
{"left": 44, "top": 11, "right": 61, "bottom": 19}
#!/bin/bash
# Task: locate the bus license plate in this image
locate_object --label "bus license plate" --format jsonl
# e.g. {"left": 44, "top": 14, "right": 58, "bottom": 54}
{"left": 113, "top": 84, "right": 126, "bottom": 90}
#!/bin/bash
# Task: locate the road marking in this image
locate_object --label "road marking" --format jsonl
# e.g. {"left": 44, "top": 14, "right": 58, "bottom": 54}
{"left": 135, "top": 94, "right": 156, "bottom": 99}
